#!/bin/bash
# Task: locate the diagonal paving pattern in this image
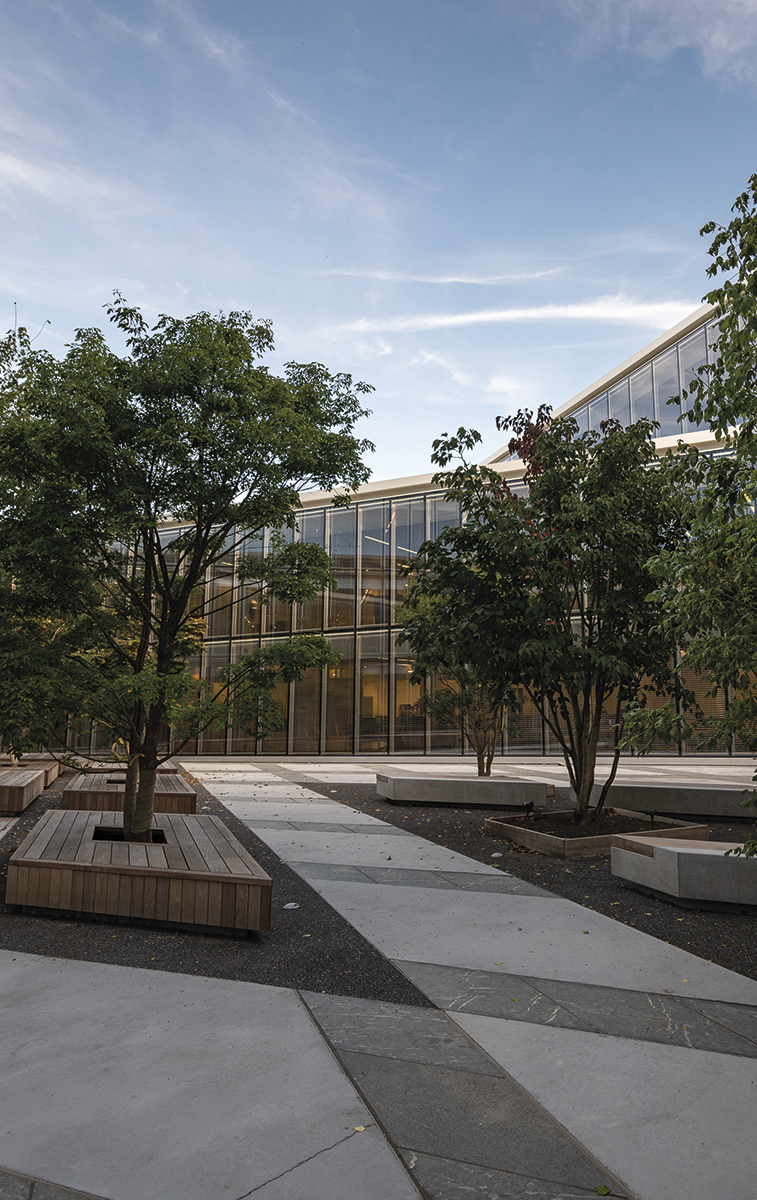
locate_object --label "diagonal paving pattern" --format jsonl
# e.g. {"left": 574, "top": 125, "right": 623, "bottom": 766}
{"left": 189, "top": 759, "right": 757, "bottom": 1200}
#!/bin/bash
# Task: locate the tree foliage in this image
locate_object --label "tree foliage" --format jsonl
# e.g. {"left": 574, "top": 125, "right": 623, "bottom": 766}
{"left": 422, "top": 413, "right": 687, "bottom": 822}
{"left": 0, "top": 296, "right": 372, "bottom": 838}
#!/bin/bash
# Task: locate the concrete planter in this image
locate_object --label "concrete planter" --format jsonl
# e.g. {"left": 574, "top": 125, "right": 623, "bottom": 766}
{"left": 484, "top": 809, "right": 708, "bottom": 859}
{"left": 572, "top": 782, "right": 753, "bottom": 819}
{"left": 612, "top": 835, "right": 757, "bottom": 912}
{"left": 376, "top": 772, "right": 553, "bottom": 808}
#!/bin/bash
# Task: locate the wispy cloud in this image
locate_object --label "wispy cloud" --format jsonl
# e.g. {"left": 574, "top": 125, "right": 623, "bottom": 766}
{"left": 411, "top": 350, "right": 476, "bottom": 387}
{"left": 557, "top": 0, "right": 757, "bottom": 84}
{"left": 321, "top": 267, "right": 562, "bottom": 284}
{"left": 327, "top": 295, "right": 699, "bottom": 335}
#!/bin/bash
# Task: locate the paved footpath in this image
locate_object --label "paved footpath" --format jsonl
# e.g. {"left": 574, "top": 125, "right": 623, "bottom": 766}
{"left": 2, "top": 761, "right": 757, "bottom": 1199}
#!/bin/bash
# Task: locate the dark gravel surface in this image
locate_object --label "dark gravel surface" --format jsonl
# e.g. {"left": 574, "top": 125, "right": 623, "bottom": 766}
{"left": 0, "top": 770, "right": 431, "bottom": 1007}
{"left": 325, "top": 783, "right": 757, "bottom": 984}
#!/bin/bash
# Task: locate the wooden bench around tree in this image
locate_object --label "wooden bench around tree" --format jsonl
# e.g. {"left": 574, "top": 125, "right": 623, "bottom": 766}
{"left": 0, "top": 769, "right": 47, "bottom": 814}
{"left": 62, "top": 772, "right": 197, "bottom": 814}
{"left": 6, "top": 810, "right": 272, "bottom": 932}
{"left": 0, "top": 757, "right": 61, "bottom": 786}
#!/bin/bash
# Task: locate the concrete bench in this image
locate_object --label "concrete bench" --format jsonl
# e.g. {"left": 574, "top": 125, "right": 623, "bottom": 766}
{"left": 579, "top": 782, "right": 754, "bottom": 819}
{"left": 611, "top": 835, "right": 757, "bottom": 912}
{"left": 376, "top": 773, "right": 551, "bottom": 808}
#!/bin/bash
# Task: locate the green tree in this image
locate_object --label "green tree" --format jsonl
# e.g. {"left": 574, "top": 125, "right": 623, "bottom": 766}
{"left": 626, "top": 174, "right": 757, "bottom": 852}
{"left": 0, "top": 296, "right": 372, "bottom": 839}
{"left": 395, "top": 588, "right": 513, "bottom": 776}
{"left": 425, "top": 411, "right": 686, "bottom": 823}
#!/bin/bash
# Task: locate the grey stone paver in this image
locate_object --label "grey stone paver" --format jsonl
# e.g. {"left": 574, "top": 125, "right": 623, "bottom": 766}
{"left": 301, "top": 991, "right": 501, "bottom": 1073}
{"left": 337, "top": 1053, "right": 616, "bottom": 1194}
{"left": 399, "top": 1153, "right": 621, "bottom": 1200}
{"left": 0, "top": 952, "right": 418, "bottom": 1200}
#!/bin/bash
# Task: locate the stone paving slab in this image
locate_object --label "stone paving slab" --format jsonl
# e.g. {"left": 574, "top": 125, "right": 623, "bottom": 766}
{"left": 226, "top": 801, "right": 377, "bottom": 821}
{"left": 398, "top": 1152, "right": 615, "bottom": 1200}
{"left": 256, "top": 828, "right": 503, "bottom": 872}
{"left": 450, "top": 1015, "right": 757, "bottom": 1200}
{"left": 299, "top": 879, "right": 757, "bottom": 1003}
{"left": 292, "top": 861, "right": 552, "bottom": 895}
{"left": 0, "top": 952, "right": 418, "bottom": 1200}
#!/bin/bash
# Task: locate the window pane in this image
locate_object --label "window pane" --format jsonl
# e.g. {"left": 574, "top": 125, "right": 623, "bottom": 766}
{"left": 653, "top": 348, "right": 681, "bottom": 437}
{"left": 359, "top": 633, "right": 389, "bottom": 751}
{"left": 291, "top": 666, "right": 321, "bottom": 754}
{"left": 199, "top": 644, "right": 230, "bottom": 753}
{"left": 328, "top": 509, "right": 357, "bottom": 628}
{"left": 265, "top": 527, "right": 293, "bottom": 634}
{"left": 428, "top": 496, "right": 460, "bottom": 541}
{"left": 393, "top": 640, "right": 424, "bottom": 752}
{"left": 359, "top": 503, "right": 391, "bottom": 626}
{"left": 588, "top": 392, "right": 608, "bottom": 432}
{"left": 392, "top": 498, "right": 425, "bottom": 607}
{"left": 237, "top": 533, "right": 263, "bottom": 637}
{"left": 429, "top": 674, "right": 462, "bottom": 752}
{"left": 229, "top": 641, "right": 261, "bottom": 752}
{"left": 630, "top": 364, "right": 654, "bottom": 423}
{"left": 608, "top": 379, "right": 630, "bottom": 425}
{"left": 573, "top": 404, "right": 590, "bottom": 434}
{"left": 296, "top": 511, "right": 325, "bottom": 631}
{"left": 325, "top": 635, "right": 354, "bottom": 751}
{"left": 259, "top": 674, "right": 289, "bottom": 754}
{"left": 678, "top": 329, "right": 708, "bottom": 429}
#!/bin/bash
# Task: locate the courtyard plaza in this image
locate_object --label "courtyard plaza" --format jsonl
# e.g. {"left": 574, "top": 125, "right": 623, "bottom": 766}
{"left": 1, "top": 756, "right": 756, "bottom": 1199}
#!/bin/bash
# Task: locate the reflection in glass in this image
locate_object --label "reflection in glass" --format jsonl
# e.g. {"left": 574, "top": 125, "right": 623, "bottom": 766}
{"left": 328, "top": 509, "right": 357, "bottom": 628}
{"left": 393, "top": 641, "right": 424, "bottom": 752}
{"left": 630, "top": 364, "right": 654, "bottom": 423}
{"left": 678, "top": 329, "right": 708, "bottom": 428}
{"left": 260, "top": 675, "right": 289, "bottom": 754}
{"left": 588, "top": 392, "right": 608, "bottom": 431}
{"left": 608, "top": 379, "right": 630, "bottom": 425}
{"left": 265, "top": 527, "right": 293, "bottom": 634}
{"left": 573, "top": 405, "right": 590, "bottom": 434}
{"left": 360, "top": 503, "right": 391, "bottom": 626}
{"left": 392, "top": 499, "right": 425, "bottom": 608}
{"left": 428, "top": 496, "right": 461, "bottom": 541}
{"left": 292, "top": 666, "right": 321, "bottom": 753}
{"left": 296, "top": 511, "right": 325, "bottom": 631}
{"left": 238, "top": 533, "right": 263, "bottom": 638}
{"left": 359, "top": 633, "right": 389, "bottom": 751}
{"left": 429, "top": 674, "right": 462, "bottom": 753}
{"left": 228, "top": 641, "right": 260, "bottom": 752}
{"left": 200, "top": 644, "right": 231, "bottom": 753}
{"left": 653, "top": 348, "right": 681, "bottom": 437}
{"left": 507, "top": 687, "right": 542, "bottom": 753}
{"left": 325, "top": 635, "right": 354, "bottom": 751}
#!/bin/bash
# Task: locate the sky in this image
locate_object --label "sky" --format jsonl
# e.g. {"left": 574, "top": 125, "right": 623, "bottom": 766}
{"left": 2, "top": 1, "right": 757, "bottom": 481}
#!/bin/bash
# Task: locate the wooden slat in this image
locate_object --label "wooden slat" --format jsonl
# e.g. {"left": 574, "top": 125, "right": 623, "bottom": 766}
{"left": 154, "top": 877, "right": 170, "bottom": 921}
{"left": 194, "top": 879, "right": 209, "bottom": 925}
{"left": 167, "top": 878, "right": 183, "bottom": 922}
{"left": 180, "top": 817, "right": 230, "bottom": 875}
{"left": 48, "top": 868, "right": 62, "bottom": 908}
{"left": 22, "top": 811, "right": 66, "bottom": 860}
{"left": 128, "top": 844, "right": 148, "bottom": 868}
{"left": 166, "top": 816, "right": 209, "bottom": 873}
{"left": 38, "top": 812, "right": 79, "bottom": 860}
{"left": 197, "top": 816, "right": 254, "bottom": 876}
{"left": 36, "top": 870, "right": 50, "bottom": 907}
{"left": 207, "top": 882, "right": 222, "bottom": 926}
{"left": 142, "top": 875, "right": 157, "bottom": 920}
{"left": 92, "top": 842, "right": 113, "bottom": 866}
{"left": 180, "top": 880, "right": 195, "bottom": 923}
{"left": 117, "top": 874, "right": 132, "bottom": 917}
{"left": 59, "top": 869, "right": 73, "bottom": 910}
{"left": 235, "top": 884, "right": 249, "bottom": 929}
{"left": 130, "top": 874, "right": 145, "bottom": 917}
{"left": 71, "top": 869, "right": 84, "bottom": 910}
{"left": 202, "top": 816, "right": 271, "bottom": 880}
{"left": 144, "top": 845, "right": 168, "bottom": 870}
{"left": 110, "top": 843, "right": 130, "bottom": 867}
{"left": 105, "top": 873, "right": 121, "bottom": 916}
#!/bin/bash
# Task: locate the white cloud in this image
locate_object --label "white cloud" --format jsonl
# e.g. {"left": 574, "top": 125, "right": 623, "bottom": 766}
{"left": 558, "top": 0, "right": 757, "bottom": 83}
{"left": 411, "top": 350, "right": 476, "bottom": 387}
{"left": 327, "top": 295, "right": 699, "bottom": 336}
{"left": 320, "top": 267, "right": 562, "bottom": 284}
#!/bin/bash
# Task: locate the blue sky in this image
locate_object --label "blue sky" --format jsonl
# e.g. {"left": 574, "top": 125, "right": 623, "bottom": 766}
{"left": 2, "top": 1, "right": 757, "bottom": 480}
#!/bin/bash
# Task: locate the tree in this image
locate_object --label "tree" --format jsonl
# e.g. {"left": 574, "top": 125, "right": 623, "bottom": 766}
{"left": 0, "top": 296, "right": 372, "bottom": 839}
{"left": 425, "top": 412, "right": 687, "bottom": 823}
{"left": 395, "top": 587, "right": 513, "bottom": 776}
{"left": 625, "top": 173, "right": 757, "bottom": 852}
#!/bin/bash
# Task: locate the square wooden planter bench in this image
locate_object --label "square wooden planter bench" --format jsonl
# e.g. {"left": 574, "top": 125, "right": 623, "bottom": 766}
{"left": 0, "top": 769, "right": 47, "bottom": 814}
{"left": 62, "top": 773, "right": 197, "bottom": 814}
{"left": 6, "top": 810, "right": 272, "bottom": 933}
{"left": 0, "top": 757, "right": 61, "bottom": 786}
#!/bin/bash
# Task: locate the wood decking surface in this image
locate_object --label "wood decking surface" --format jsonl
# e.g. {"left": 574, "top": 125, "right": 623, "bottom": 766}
{"left": 0, "top": 758, "right": 61, "bottom": 786}
{"left": 6, "top": 810, "right": 272, "bottom": 931}
{"left": 0, "top": 769, "right": 46, "bottom": 814}
{"left": 62, "top": 772, "right": 197, "bottom": 814}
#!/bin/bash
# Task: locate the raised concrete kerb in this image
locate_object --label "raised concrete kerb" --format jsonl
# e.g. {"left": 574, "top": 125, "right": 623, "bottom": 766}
{"left": 376, "top": 773, "right": 550, "bottom": 808}
{"left": 575, "top": 781, "right": 754, "bottom": 818}
{"left": 612, "top": 835, "right": 757, "bottom": 911}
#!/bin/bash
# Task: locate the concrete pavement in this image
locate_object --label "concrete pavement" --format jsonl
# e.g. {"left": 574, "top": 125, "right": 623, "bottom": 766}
{"left": 1, "top": 756, "right": 757, "bottom": 1199}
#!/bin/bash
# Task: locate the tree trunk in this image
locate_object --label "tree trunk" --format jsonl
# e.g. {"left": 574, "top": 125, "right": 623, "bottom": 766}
{"left": 122, "top": 756, "right": 139, "bottom": 836}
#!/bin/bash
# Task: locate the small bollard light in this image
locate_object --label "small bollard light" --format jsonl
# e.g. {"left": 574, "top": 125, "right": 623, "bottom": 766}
{"left": 523, "top": 800, "right": 534, "bottom": 820}
{"left": 644, "top": 809, "right": 657, "bottom": 830}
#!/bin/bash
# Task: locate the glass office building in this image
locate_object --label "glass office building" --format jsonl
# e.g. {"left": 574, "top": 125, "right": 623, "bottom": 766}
{"left": 177, "top": 302, "right": 738, "bottom": 757}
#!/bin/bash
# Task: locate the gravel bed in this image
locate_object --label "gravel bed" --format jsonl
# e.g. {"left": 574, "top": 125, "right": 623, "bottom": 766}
{"left": 0, "top": 770, "right": 430, "bottom": 1007}
{"left": 321, "top": 783, "right": 757, "bottom": 983}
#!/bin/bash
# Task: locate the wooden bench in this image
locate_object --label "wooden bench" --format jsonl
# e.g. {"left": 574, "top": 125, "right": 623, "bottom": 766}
{"left": 79, "top": 762, "right": 179, "bottom": 774}
{"left": 0, "top": 769, "right": 47, "bottom": 814}
{"left": 62, "top": 773, "right": 197, "bottom": 814}
{"left": 6, "top": 810, "right": 272, "bottom": 932}
{"left": 0, "top": 757, "right": 61, "bottom": 786}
